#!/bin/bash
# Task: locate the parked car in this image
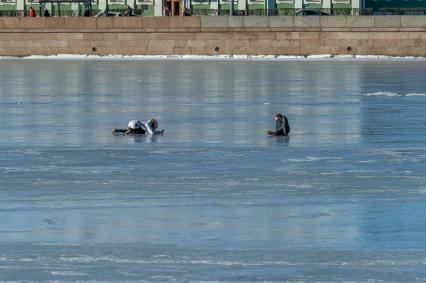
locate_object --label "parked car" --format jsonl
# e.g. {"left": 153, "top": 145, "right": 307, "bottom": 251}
{"left": 95, "top": 11, "right": 122, "bottom": 17}
{"left": 295, "top": 9, "right": 329, "bottom": 16}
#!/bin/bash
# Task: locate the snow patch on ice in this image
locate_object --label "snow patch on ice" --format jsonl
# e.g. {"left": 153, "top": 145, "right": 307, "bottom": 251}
{"left": 364, "top": 92, "right": 426, "bottom": 97}
{"left": 406, "top": 93, "right": 426, "bottom": 97}
{"left": 1, "top": 54, "right": 425, "bottom": 61}
{"left": 50, "top": 271, "right": 88, "bottom": 276}
{"left": 364, "top": 92, "right": 400, "bottom": 97}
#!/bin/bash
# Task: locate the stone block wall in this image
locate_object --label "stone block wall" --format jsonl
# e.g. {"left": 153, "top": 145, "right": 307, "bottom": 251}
{"left": 0, "top": 16, "right": 425, "bottom": 56}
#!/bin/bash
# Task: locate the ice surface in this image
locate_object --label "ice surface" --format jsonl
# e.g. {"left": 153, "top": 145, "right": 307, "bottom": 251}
{"left": 1, "top": 59, "right": 426, "bottom": 281}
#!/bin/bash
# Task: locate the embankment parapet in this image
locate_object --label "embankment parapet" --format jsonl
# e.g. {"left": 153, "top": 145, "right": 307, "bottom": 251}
{"left": 0, "top": 16, "right": 425, "bottom": 56}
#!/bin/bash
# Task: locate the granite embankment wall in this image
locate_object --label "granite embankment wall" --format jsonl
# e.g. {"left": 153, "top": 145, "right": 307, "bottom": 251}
{"left": 0, "top": 16, "right": 425, "bottom": 57}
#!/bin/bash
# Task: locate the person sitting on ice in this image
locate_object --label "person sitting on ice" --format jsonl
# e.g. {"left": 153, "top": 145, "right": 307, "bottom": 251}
{"left": 267, "top": 113, "right": 290, "bottom": 136}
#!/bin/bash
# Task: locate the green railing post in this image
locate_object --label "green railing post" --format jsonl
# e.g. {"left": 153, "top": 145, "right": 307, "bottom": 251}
{"left": 264, "top": 0, "right": 267, "bottom": 15}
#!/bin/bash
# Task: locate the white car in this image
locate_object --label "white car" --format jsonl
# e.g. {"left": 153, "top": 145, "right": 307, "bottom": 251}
{"left": 95, "top": 11, "right": 122, "bottom": 17}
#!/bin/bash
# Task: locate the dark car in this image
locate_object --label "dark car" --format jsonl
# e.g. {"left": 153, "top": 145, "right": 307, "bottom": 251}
{"left": 295, "top": 9, "right": 329, "bottom": 16}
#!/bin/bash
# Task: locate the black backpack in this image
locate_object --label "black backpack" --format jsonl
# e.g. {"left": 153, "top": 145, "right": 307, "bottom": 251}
{"left": 284, "top": 116, "right": 290, "bottom": 134}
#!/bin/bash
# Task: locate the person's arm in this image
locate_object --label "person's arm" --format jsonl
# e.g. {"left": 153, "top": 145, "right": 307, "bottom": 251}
{"left": 144, "top": 122, "right": 154, "bottom": 135}
{"left": 147, "top": 127, "right": 165, "bottom": 135}
{"left": 275, "top": 120, "right": 284, "bottom": 132}
{"left": 153, "top": 130, "right": 165, "bottom": 135}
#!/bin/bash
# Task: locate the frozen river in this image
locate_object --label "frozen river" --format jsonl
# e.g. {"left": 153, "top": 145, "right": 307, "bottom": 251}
{"left": 1, "top": 58, "right": 426, "bottom": 282}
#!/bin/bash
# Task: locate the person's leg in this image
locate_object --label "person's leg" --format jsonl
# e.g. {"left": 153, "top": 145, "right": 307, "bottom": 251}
{"left": 133, "top": 128, "right": 146, "bottom": 134}
{"left": 112, "top": 128, "right": 126, "bottom": 134}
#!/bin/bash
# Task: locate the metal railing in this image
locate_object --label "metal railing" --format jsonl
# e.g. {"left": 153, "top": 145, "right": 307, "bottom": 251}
{"left": 0, "top": 10, "right": 24, "bottom": 17}
{"left": 373, "top": 8, "right": 426, "bottom": 15}
{"left": 173, "top": 8, "right": 426, "bottom": 16}
{"left": 189, "top": 8, "right": 367, "bottom": 16}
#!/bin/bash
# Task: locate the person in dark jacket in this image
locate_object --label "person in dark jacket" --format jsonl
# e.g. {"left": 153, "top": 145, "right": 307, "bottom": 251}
{"left": 267, "top": 113, "right": 290, "bottom": 136}
{"left": 83, "top": 8, "right": 91, "bottom": 16}
{"left": 124, "top": 5, "right": 134, "bottom": 16}
{"left": 43, "top": 8, "right": 50, "bottom": 17}
{"left": 183, "top": 8, "right": 191, "bottom": 16}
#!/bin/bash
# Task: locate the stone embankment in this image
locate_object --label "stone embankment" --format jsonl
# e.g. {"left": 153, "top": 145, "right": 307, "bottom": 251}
{"left": 0, "top": 16, "right": 425, "bottom": 56}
